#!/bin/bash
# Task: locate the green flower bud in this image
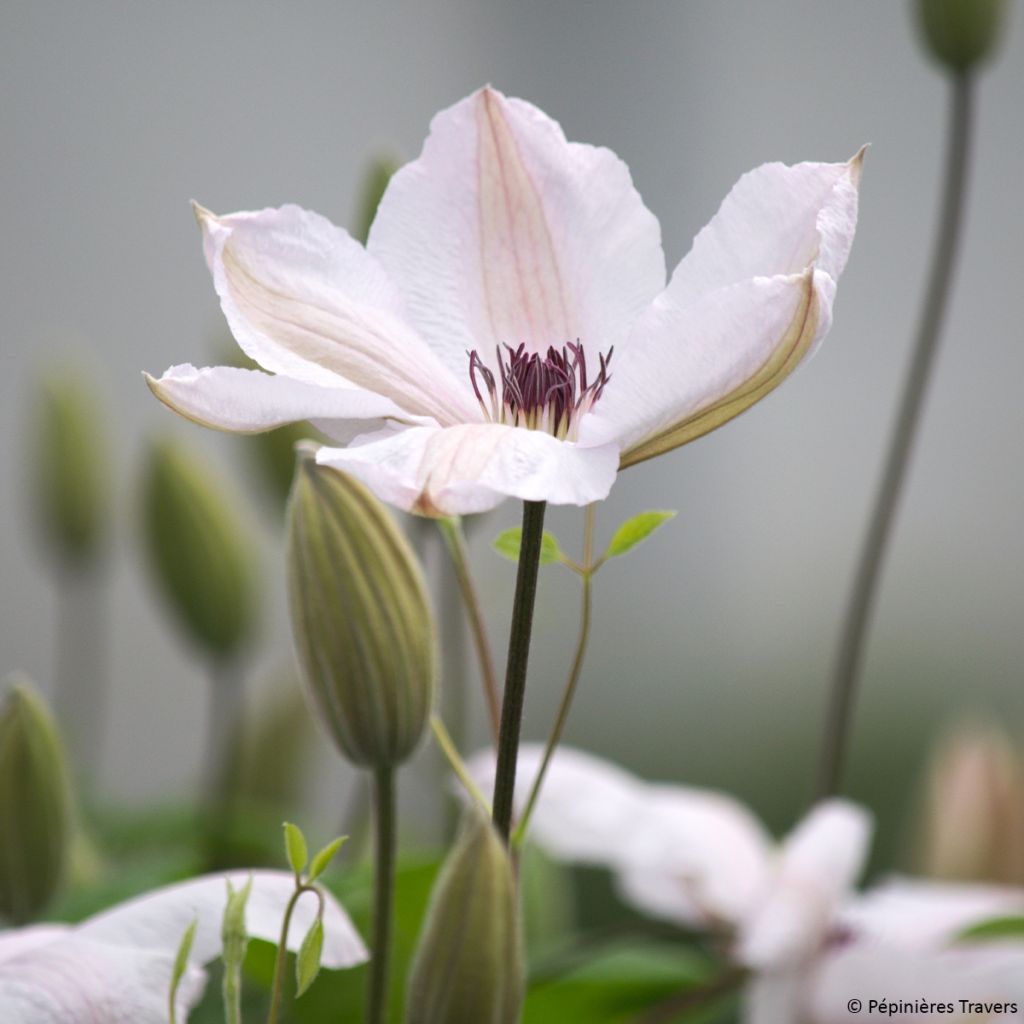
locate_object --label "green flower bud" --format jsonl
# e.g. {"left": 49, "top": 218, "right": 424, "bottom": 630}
{"left": 142, "top": 437, "right": 258, "bottom": 660}
{"left": 32, "top": 370, "right": 110, "bottom": 566}
{"left": 916, "top": 0, "right": 1007, "bottom": 72}
{"left": 286, "top": 455, "right": 434, "bottom": 769}
{"left": 406, "top": 809, "right": 524, "bottom": 1024}
{"left": 0, "top": 678, "right": 73, "bottom": 923}
{"left": 352, "top": 155, "right": 401, "bottom": 246}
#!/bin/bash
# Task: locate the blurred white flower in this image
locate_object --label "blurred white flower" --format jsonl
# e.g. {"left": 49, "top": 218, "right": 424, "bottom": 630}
{"left": 0, "top": 870, "right": 367, "bottom": 1023}
{"left": 148, "top": 86, "right": 862, "bottom": 516}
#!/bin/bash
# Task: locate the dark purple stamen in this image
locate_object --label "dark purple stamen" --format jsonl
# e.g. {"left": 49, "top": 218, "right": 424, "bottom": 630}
{"left": 467, "top": 340, "right": 613, "bottom": 439}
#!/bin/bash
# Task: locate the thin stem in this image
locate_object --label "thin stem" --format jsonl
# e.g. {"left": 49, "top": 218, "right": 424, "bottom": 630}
{"left": 431, "top": 713, "right": 491, "bottom": 812}
{"left": 266, "top": 886, "right": 303, "bottom": 1024}
{"left": 438, "top": 517, "right": 502, "bottom": 744}
{"left": 513, "top": 505, "right": 596, "bottom": 847}
{"left": 816, "top": 72, "right": 975, "bottom": 799}
{"left": 491, "top": 500, "right": 547, "bottom": 841}
{"left": 367, "top": 765, "right": 397, "bottom": 1024}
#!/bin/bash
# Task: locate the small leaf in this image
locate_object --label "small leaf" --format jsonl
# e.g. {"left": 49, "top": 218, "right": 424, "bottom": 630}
{"left": 283, "top": 822, "right": 308, "bottom": 877}
{"left": 493, "top": 527, "right": 564, "bottom": 565}
{"left": 169, "top": 918, "right": 198, "bottom": 1023}
{"left": 308, "top": 836, "right": 347, "bottom": 883}
{"left": 958, "top": 915, "right": 1024, "bottom": 941}
{"left": 295, "top": 917, "right": 324, "bottom": 996}
{"left": 605, "top": 511, "right": 677, "bottom": 560}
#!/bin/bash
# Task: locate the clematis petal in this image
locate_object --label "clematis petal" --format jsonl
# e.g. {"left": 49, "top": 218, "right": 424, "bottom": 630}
{"left": 0, "top": 937, "right": 206, "bottom": 1024}
{"left": 146, "top": 363, "right": 428, "bottom": 442}
{"left": 78, "top": 869, "right": 367, "bottom": 969}
{"left": 465, "top": 744, "right": 650, "bottom": 865}
{"left": 197, "top": 203, "right": 477, "bottom": 426}
{"left": 0, "top": 926, "right": 68, "bottom": 963}
{"left": 583, "top": 154, "right": 861, "bottom": 466}
{"left": 842, "top": 877, "right": 1024, "bottom": 950}
{"left": 738, "top": 800, "right": 872, "bottom": 970}
{"left": 316, "top": 423, "right": 620, "bottom": 516}
{"left": 367, "top": 86, "right": 665, "bottom": 378}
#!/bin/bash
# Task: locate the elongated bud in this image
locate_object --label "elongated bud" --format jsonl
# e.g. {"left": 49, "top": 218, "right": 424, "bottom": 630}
{"left": 0, "top": 678, "right": 73, "bottom": 923}
{"left": 918, "top": 721, "right": 1024, "bottom": 885}
{"left": 32, "top": 370, "right": 110, "bottom": 566}
{"left": 406, "top": 810, "right": 523, "bottom": 1024}
{"left": 286, "top": 454, "right": 434, "bottom": 768}
{"left": 142, "top": 437, "right": 258, "bottom": 660}
{"left": 352, "top": 154, "right": 401, "bottom": 246}
{"left": 916, "top": 0, "right": 1007, "bottom": 72}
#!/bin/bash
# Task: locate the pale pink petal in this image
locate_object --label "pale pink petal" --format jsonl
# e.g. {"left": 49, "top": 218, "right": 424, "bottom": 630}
{"left": 0, "top": 926, "right": 68, "bottom": 963}
{"left": 145, "top": 363, "right": 429, "bottom": 441}
{"left": 842, "top": 877, "right": 1024, "bottom": 950}
{"left": 0, "top": 936, "right": 206, "bottom": 1024}
{"left": 78, "top": 870, "right": 367, "bottom": 969}
{"left": 368, "top": 86, "right": 665, "bottom": 379}
{"left": 465, "top": 745, "right": 650, "bottom": 865}
{"left": 738, "top": 800, "right": 872, "bottom": 970}
{"left": 615, "top": 785, "right": 774, "bottom": 929}
{"left": 197, "top": 203, "right": 476, "bottom": 426}
{"left": 316, "top": 423, "right": 620, "bottom": 516}
{"left": 583, "top": 154, "right": 861, "bottom": 466}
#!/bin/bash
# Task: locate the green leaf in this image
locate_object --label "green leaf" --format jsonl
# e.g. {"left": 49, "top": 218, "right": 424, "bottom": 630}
{"left": 296, "top": 918, "right": 324, "bottom": 997}
{"left": 493, "top": 528, "right": 564, "bottom": 565}
{"left": 308, "top": 836, "right": 347, "bottom": 883}
{"left": 283, "top": 822, "right": 308, "bottom": 877}
{"left": 604, "top": 511, "right": 677, "bottom": 560}
{"left": 958, "top": 915, "right": 1024, "bottom": 941}
{"left": 168, "top": 918, "right": 197, "bottom": 1024}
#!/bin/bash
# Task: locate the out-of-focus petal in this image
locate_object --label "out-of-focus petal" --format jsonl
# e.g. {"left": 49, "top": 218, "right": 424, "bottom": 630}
{"left": 742, "top": 970, "right": 808, "bottom": 1024}
{"left": 0, "top": 926, "right": 68, "bottom": 963}
{"left": 197, "top": 203, "right": 476, "bottom": 425}
{"left": 368, "top": 86, "right": 665, "bottom": 379}
{"left": 465, "top": 745, "right": 650, "bottom": 865}
{"left": 145, "top": 363, "right": 428, "bottom": 441}
{"left": 842, "top": 877, "right": 1024, "bottom": 950}
{"left": 317, "top": 423, "right": 620, "bottom": 516}
{"left": 739, "top": 800, "right": 872, "bottom": 970}
{"left": 583, "top": 154, "right": 861, "bottom": 466}
{"left": 0, "top": 936, "right": 206, "bottom": 1024}
{"left": 616, "top": 785, "right": 774, "bottom": 929}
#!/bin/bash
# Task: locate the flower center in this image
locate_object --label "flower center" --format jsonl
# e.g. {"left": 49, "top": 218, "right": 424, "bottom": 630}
{"left": 467, "top": 342, "right": 613, "bottom": 440}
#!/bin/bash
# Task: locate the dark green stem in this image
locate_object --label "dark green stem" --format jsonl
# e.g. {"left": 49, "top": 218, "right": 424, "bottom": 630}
{"left": 367, "top": 764, "right": 396, "bottom": 1024}
{"left": 816, "top": 71, "right": 975, "bottom": 799}
{"left": 492, "top": 500, "right": 547, "bottom": 841}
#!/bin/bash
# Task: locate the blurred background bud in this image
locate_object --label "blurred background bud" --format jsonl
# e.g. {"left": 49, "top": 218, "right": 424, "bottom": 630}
{"left": 917, "top": 720, "right": 1024, "bottom": 885}
{"left": 406, "top": 809, "right": 523, "bottom": 1024}
{"left": 0, "top": 677, "right": 73, "bottom": 924}
{"left": 916, "top": 0, "right": 1008, "bottom": 71}
{"left": 141, "top": 436, "right": 259, "bottom": 661}
{"left": 352, "top": 154, "right": 401, "bottom": 246}
{"left": 286, "top": 455, "right": 435, "bottom": 769}
{"left": 32, "top": 369, "right": 110, "bottom": 567}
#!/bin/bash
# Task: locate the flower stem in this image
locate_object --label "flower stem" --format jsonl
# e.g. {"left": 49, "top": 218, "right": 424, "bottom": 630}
{"left": 816, "top": 71, "right": 975, "bottom": 800}
{"left": 431, "top": 712, "right": 491, "bottom": 812}
{"left": 513, "top": 504, "right": 596, "bottom": 847}
{"left": 492, "top": 500, "right": 547, "bottom": 841}
{"left": 266, "top": 888, "right": 302, "bottom": 1024}
{"left": 367, "top": 764, "right": 397, "bottom": 1024}
{"left": 438, "top": 516, "right": 501, "bottom": 744}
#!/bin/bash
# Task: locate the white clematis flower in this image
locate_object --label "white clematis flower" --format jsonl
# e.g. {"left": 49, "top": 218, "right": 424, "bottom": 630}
{"left": 148, "top": 86, "right": 862, "bottom": 516}
{"left": 0, "top": 870, "right": 367, "bottom": 1023}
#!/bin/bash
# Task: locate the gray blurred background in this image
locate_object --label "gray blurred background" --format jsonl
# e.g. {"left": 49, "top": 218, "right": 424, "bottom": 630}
{"left": 2, "top": 2, "right": 1022, "bottom": 867}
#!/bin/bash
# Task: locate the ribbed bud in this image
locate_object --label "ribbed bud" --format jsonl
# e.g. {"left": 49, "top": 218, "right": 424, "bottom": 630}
{"left": 406, "top": 810, "right": 523, "bottom": 1024}
{"left": 286, "top": 455, "right": 434, "bottom": 769}
{"left": 142, "top": 437, "right": 258, "bottom": 660}
{"left": 916, "top": 0, "right": 1007, "bottom": 71}
{"left": 919, "top": 721, "right": 1024, "bottom": 885}
{"left": 33, "top": 370, "right": 110, "bottom": 566}
{"left": 0, "top": 678, "right": 73, "bottom": 924}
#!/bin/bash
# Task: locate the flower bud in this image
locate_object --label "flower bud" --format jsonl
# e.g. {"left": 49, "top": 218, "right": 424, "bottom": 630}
{"left": 142, "top": 437, "right": 258, "bottom": 660}
{"left": 406, "top": 809, "right": 524, "bottom": 1024}
{"left": 0, "top": 677, "right": 73, "bottom": 923}
{"left": 916, "top": 0, "right": 1007, "bottom": 72}
{"left": 286, "top": 455, "right": 434, "bottom": 769}
{"left": 32, "top": 369, "right": 110, "bottom": 566}
{"left": 918, "top": 721, "right": 1024, "bottom": 885}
